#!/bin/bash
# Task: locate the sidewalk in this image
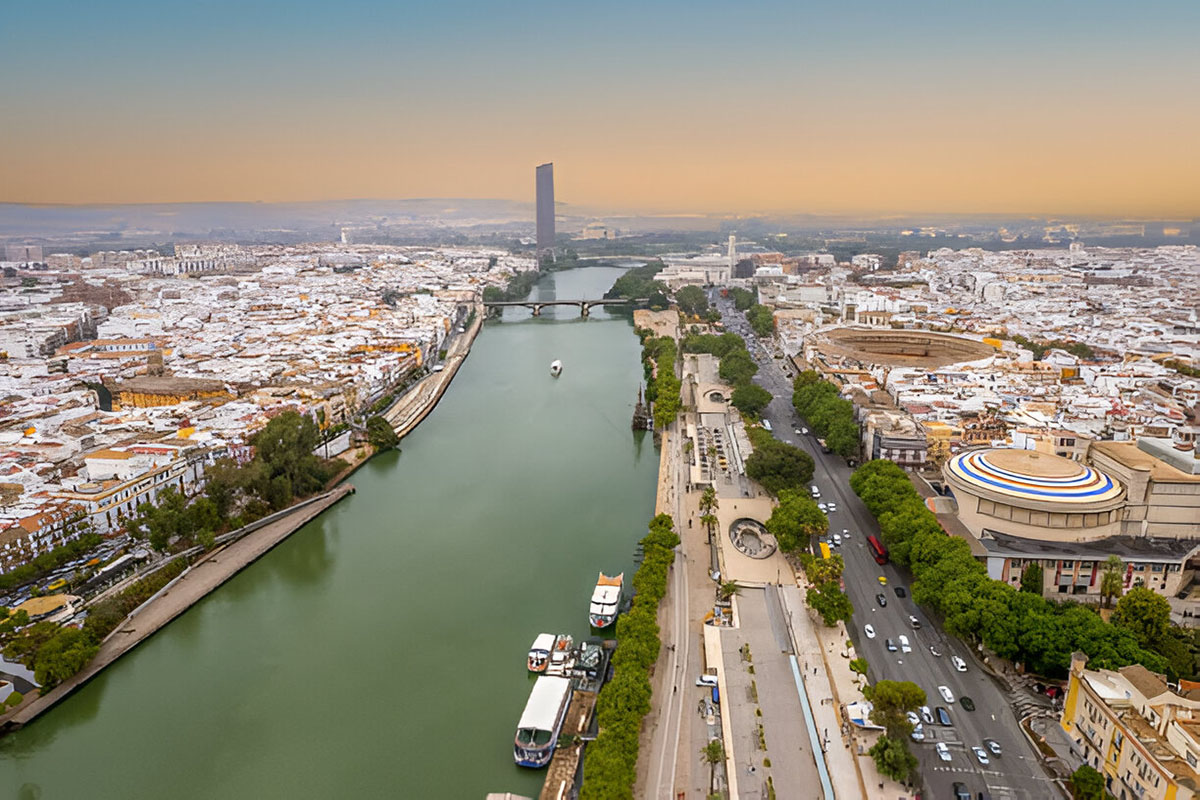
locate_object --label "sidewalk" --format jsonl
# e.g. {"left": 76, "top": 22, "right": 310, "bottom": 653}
{"left": 781, "top": 584, "right": 918, "bottom": 800}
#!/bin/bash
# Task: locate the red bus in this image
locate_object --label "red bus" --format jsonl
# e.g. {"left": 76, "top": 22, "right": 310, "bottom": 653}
{"left": 867, "top": 535, "right": 889, "bottom": 565}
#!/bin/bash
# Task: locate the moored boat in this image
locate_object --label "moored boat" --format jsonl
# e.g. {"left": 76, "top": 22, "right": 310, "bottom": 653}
{"left": 589, "top": 572, "right": 623, "bottom": 629}
{"left": 527, "top": 633, "right": 556, "bottom": 673}
{"left": 545, "top": 634, "right": 575, "bottom": 676}
{"left": 513, "top": 676, "right": 573, "bottom": 768}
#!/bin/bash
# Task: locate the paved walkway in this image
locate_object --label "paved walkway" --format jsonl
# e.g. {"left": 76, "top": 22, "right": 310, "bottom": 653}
{"left": 2, "top": 485, "right": 353, "bottom": 732}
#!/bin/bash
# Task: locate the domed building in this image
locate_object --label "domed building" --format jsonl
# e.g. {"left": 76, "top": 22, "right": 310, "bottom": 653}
{"left": 942, "top": 445, "right": 1200, "bottom": 601}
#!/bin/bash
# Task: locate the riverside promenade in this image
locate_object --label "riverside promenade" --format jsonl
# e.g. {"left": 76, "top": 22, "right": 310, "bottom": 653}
{"left": 1, "top": 483, "right": 354, "bottom": 734}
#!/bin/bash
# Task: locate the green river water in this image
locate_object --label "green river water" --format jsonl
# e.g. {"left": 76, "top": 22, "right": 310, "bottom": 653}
{"left": 0, "top": 266, "right": 658, "bottom": 800}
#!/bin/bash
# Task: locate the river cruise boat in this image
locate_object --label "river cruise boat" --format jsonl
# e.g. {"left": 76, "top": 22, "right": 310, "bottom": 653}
{"left": 589, "top": 572, "right": 623, "bottom": 629}
{"left": 527, "top": 633, "right": 556, "bottom": 673}
{"left": 513, "top": 676, "right": 573, "bottom": 768}
{"left": 550, "top": 359, "right": 563, "bottom": 377}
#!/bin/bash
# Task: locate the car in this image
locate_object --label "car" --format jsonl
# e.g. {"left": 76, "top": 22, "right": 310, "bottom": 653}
{"left": 818, "top": 503, "right": 827, "bottom": 511}
{"left": 696, "top": 674, "right": 719, "bottom": 687}
{"left": 938, "top": 685, "right": 955, "bottom": 703}
{"left": 794, "top": 428, "right": 802, "bottom": 435}
{"left": 908, "top": 615, "right": 921, "bottom": 629}
{"left": 951, "top": 655, "right": 967, "bottom": 672}
{"left": 842, "top": 528, "right": 850, "bottom": 538}
{"left": 919, "top": 705, "right": 934, "bottom": 724}
{"left": 898, "top": 635, "right": 911, "bottom": 653}
{"left": 984, "top": 738, "right": 1002, "bottom": 756}
{"left": 832, "top": 533, "right": 842, "bottom": 546}
{"left": 827, "top": 503, "right": 837, "bottom": 512}
{"left": 864, "top": 624, "right": 876, "bottom": 639}
{"left": 906, "top": 711, "right": 920, "bottom": 727}
{"left": 952, "top": 783, "right": 970, "bottom": 800}
{"left": 893, "top": 586, "right": 906, "bottom": 597}
{"left": 935, "top": 742, "right": 952, "bottom": 762}
{"left": 936, "top": 706, "right": 952, "bottom": 726}
{"left": 877, "top": 575, "right": 887, "bottom": 585}
{"left": 910, "top": 723, "right": 925, "bottom": 742}
{"left": 929, "top": 644, "right": 942, "bottom": 657}
{"left": 885, "top": 638, "right": 897, "bottom": 652}
{"left": 801, "top": 427, "right": 809, "bottom": 435}
{"left": 961, "top": 697, "right": 975, "bottom": 712}
{"left": 972, "top": 746, "right": 990, "bottom": 765}
{"left": 875, "top": 593, "right": 887, "bottom": 607}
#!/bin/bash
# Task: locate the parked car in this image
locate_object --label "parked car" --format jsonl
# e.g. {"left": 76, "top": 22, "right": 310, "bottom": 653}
{"left": 920, "top": 705, "right": 934, "bottom": 724}
{"left": 936, "top": 742, "right": 952, "bottom": 762}
{"left": 818, "top": 503, "right": 827, "bottom": 512}
{"left": 898, "top": 635, "right": 912, "bottom": 653}
{"left": 971, "top": 746, "right": 990, "bottom": 766}
{"left": 906, "top": 711, "right": 920, "bottom": 727}
{"left": 875, "top": 593, "right": 887, "bottom": 607}
{"left": 864, "top": 624, "right": 876, "bottom": 639}
{"left": 832, "top": 533, "right": 842, "bottom": 546}
{"left": 910, "top": 723, "right": 925, "bottom": 742}
{"left": 952, "top": 783, "right": 970, "bottom": 800}
{"left": 961, "top": 697, "right": 976, "bottom": 712}
{"left": 938, "top": 685, "right": 955, "bottom": 703}
{"left": 984, "top": 738, "right": 1002, "bottom": 756}
{"left": 952, "top": 655, "right": 967, "bottom": 672}
{"left": 936, "top": 706, "right": 952, "bottom": 726}
{"left": 801, "top": 427, "right": 809, "bottom": 435}
{"left": 696, "top": 674, "right": 718, "bottom": 687}
{"left": 886, "top": 639, "right": 897, "bottom": 653}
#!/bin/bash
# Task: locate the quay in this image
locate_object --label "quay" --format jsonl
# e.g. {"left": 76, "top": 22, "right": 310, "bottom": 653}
{"left": 539, "top": 689, "right": 598, "bottom": 800}
{"left": 1, "top": 483, "right": 354, "bottom": 734}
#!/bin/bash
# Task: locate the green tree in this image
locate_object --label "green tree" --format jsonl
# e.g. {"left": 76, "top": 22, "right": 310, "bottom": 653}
{"left": 1020, "top": 563, "right": 1044, "bottom": 593}
{"left": 1113, "top": 587, "right": 1171, "bottom": 648}
{"left": 731, "top": 383, "right": 772, "bottom": 417}
{"left": 849, "top": 657, "right": 869, "bottom": 676}
{"left": 863, "top": 680, "right": 927, "bottom": 737}
{"left": 675, "top": 285, "right": 709, "bottom": 317}
{"left": 807, "top": 581, "right": 854, "bottom": 626}
{"left": 34, "top": 627, "right": 99, "bottom": 689}
{"left": 718, "top": 581, "right": 741, "bottom": 601}
{"left": 250, "top": 410, "right": 329, "bottom": 503}
{"left": 366, "top": 415, "right": 400, "bottom": 450}
{"left": 745, "top": 436, "right": 815, "bottom": 497}
{"left": 1070, "top": 764, "right": 1107, "bottom": 800}
{"left": 729, "top": 287, "right": 755, "bottom": 311}
{"left": 766, "top": 490, "right": 828, "bottom": 552}
{"left": 746, "top": 304, "right": 775, "bottom": 338}
{"left": 1100, "top": 555, "right": 1124, "bottom": 608}
{"left": 718, "top": 349, "right": 758, "bottom": 386}
{"left": 868, "top": 735, "right": 919, "bottom": 783}
{"left": 701, "top": 739, "right": 725, "bottom": 795}
{"left": 799, "top": 553, "right": 845, "bottom": 586}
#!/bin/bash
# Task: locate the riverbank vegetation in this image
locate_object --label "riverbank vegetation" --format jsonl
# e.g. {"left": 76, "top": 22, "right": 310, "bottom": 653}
{"left": 850, "top": 459, "right": 1180, "bottom": 678}
{"left": 482, "top": 269, "right": 540, "bottom": 302}
{"left": 581, "top": 514, "right": 679, "bottom": 800}
{"left": 638, "top": 332, "right": 681, "bottom": 429}
{"left": 792, "top": 371, "right": 859, "bottom": 459}
{"left": 604, "top": 260, "right": 668, "bottom": 308}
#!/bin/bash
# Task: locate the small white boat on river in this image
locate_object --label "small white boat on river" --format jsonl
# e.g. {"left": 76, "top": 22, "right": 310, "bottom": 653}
{"left": 550, "top": 359, "right": 562, "bottom": 377}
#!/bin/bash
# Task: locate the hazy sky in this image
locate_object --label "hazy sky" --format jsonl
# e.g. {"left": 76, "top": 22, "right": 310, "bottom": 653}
{"left": 2, "top": 0, "right": 1198, "bottom": 215}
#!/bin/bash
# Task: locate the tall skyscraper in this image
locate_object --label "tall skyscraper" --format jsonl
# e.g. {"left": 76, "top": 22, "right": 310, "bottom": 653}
{"left": 535, "top": 162, "right": 555, "bottom": 263}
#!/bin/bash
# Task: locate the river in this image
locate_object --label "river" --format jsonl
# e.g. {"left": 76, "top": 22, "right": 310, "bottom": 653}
{"left": 0, "top": 266, "right": 658, "bottom": 800}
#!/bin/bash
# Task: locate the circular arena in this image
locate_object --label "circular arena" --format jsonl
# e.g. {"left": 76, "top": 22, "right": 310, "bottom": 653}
{"left": 813, "top": 327, "right": 997, "bottom": 368}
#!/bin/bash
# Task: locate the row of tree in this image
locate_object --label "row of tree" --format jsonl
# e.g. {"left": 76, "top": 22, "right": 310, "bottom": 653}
{"left": 580, "top": 514, "right": 679, "bottom": 799}
{"left": 0, "top": 530, "right": 102, "bottom": 592}
{"left": 1, "top": 557, "right": 189, "bottom": 690}
{"left": 745, "top": 304, "right": 775, "bottom": 338}
{"left": 745, "top": 428, "right": 816, "bottom": 497}
{"left": 638, "top": 332, "right": 682, "bottom": 430}
{"left": 728, "top": 287, "right": 755, "bottom": 311}
{"left": 604, "top": 260, "right": 669, "bottom": 308}
{"left": 792, "top": 370, "right": 859, "bottom": 458}
{"left": 863, "top": 679, "right": 925, "bottom": 783}
{"left": 850, "top": 459, "right": 1171, "bottom": 677}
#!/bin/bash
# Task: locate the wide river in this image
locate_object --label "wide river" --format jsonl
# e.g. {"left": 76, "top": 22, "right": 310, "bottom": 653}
{"left": 0, "top": 266, "right": 658, "bottom": 800}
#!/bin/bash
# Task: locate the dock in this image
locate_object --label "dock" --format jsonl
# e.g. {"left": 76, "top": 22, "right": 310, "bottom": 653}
{"left": 538, "top": 689, "right": 597, "bottom": 800}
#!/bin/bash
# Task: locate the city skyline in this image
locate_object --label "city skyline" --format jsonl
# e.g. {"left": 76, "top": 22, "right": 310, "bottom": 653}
{"left": 2, "top": 1, "right": 1198, "bottom": 216}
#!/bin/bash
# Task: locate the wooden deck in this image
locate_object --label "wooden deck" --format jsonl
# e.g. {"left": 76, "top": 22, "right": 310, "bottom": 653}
{"left": 539, "top": 690, "right": 597, "bottom": 800}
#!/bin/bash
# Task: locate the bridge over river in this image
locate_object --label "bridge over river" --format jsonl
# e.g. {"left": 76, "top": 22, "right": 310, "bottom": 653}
{"left": 482, "top": 297, "right": 644, "bottom": 317}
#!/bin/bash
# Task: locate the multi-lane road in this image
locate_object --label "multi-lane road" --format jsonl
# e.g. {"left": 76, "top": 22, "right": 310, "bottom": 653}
{"left": 716, "top": 293, "right": 1056, "bottom": 799}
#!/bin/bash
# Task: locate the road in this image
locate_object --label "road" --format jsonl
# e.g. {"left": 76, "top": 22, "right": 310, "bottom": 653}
{"left": 717, "top": 293, "right": 1055, "bottom": 800}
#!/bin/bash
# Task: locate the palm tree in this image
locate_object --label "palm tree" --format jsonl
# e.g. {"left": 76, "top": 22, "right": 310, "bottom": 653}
{"left": 700, "top": 513, "right": 719, "bottom": 544}
{"left": 718, "top": 580, "right": 741, "bottom": 601}
{"left": 1100, "top": 555, "right": 1124, "bottom": 608}
{"left": 702, "top": 739, "right": 725, "bottom": 793}
{"left": 700, "top": 485, "right": 718, "bottom": 514}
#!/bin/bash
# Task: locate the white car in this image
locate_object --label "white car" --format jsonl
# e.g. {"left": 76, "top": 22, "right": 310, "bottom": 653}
{"left": 910, "top": 723, "right": 925, "bottom": 742}
{"left": 801, "top": 427, "right": 809, "bottom": 435}
{"left": 938, "top": 685, "right": 955, "bottom": 704}
{"left": 864, "top": 624, "right": 876, "bottom": 639}
{"left": 832, "top": 533, "right": 842, "bottom": 546}
{"left": 794, "top": 428, "right": 802, "bottom": 435}
{"left": 971, "top": 746, "right": 990, "bottom": 766}
{"left": 935, "top": 742, "right": 952, "bottom": 762}
{"left": 919, "top": 705, "right": 934, "bottom": 724}
{"left": 818, "top": 503, "right": 827, "bottom": 511}
{"left": 696, "top": 674, "right": 718, "bottom": 687}
{"left": 952, "top": 655, "right": 967, "bottom": 672}
{"left": 898, "top": 635, "right": 912, "bottom": 654}
{"left": 906, "top": 711, "right": 920, "bottom": 727}
{"left": 827, "top": 503, "right": 838, "bottom": 512}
